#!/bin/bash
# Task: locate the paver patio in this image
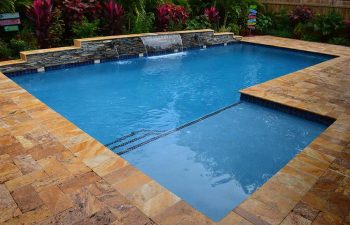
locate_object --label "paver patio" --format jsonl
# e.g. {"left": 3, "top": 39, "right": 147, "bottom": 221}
{"left": 0, "top": 35, "right": 349, "bottom": 225}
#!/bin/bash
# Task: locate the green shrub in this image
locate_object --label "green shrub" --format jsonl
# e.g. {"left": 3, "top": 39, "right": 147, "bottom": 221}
{"left": 49, "top": 8, "right": 65, "bottom": 47}
{"left": 218, "top": 26, "right": 231, "bottom": 32}
{"left": 312, "top": 12, "right": 345, "bottom": 40}
{"left": 268, "top": 29, "right": 293, "bottom": 38}
{"left": 229, "top": 23, "right": 240, "bottom": 35}
{"left": 186, "top": 16, "right": 211, "bottom": 30}
{"left": 328, "top": 37, "right": 350, "bottom": 46}
{"left": 256, "top": 13, "right": 272, "bottom": 34}
{"left": 132, "top": 12, "right": 155, "bottom": 33}
{"left": 0, "top": 39, "right": 12, "bottom": 60}
{"left": 72, "top": 17, "right": 99, "bottom": 38}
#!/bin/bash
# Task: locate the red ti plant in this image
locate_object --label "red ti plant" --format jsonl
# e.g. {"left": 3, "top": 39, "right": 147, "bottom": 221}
{"left": 103, "top": 0, "right": 125, "bottom": 35}
{"left": 289, "top": 5, "right": 313, "bottom": 25}
{"left": 156, "top": 3, "right": 188, "bottom": 31}
{"left": 26, "top": 0, "right": 54, "bottom": 48}
{"left": 204, "top": 6, "right": 220, "bottom": 23}
{"left": 61, "top": 0, "right": 89, "bottom": 24}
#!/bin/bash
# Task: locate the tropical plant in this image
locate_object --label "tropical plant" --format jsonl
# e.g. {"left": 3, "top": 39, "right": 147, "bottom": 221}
{"left": 26, "top": 0, "right": 54, "bottom": 48}
{"left": 256, "top": 13, "right": 272, "bottom": 34}
{"left": 155, "top": 3, "right": 188, "bottom": 31}
{"left": 49, "top": 8, "right": 65, "bottom": 47}
{"left": 204, "top": 6, "right": 219, "bottom": 23}
{"left": 132, "top": 11, "right": 155, "bottom": 33}
{"left": 204, "top": 6, "right": 219, "bottom": 30}
{"left": 216, "top": 0, "right": 259, "bottom": 28}
{"left": 103, "top": 0, "right": 125, "bottom": 35}
{"left": 289, "top": 5, "right": 313, "bottom": 25}
{"left": 186, "top": 16, "right": 211, "bottom": 30}
{"left": 61, "top": 0, "right": 88, "bottom": 24}
{"left": 229, "top": 22, "right": 240, "bottom": 34}
{"left": 0, "top": 39, "right": 12, "bottom": 59}
{"left": 312, "top": 12, "right": 345, "bottom": 40}
{"left": 328, "top": 37, "right": 350, "bottom": 46}
{"left": 72, "top": 17, "right": 99, "bottom": 38}
{"left": 0, "top": 0, "right": 32, "bottom": 13}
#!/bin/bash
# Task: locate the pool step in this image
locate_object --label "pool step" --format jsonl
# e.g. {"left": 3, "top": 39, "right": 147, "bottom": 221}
{"left": 105, "top": 129, "right": 165, "bottom": 154}
{"left": 108, "top": 101, "right": 244, "bottom": 156}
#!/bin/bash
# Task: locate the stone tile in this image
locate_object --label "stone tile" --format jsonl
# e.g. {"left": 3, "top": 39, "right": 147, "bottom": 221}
{"left": 128, "top": 180, "right": 167, "bottom": 208}
{"left": 312, "top": 212, "right": 343, "bottom": 225}
{"left": 112, "top": 170, "right": 152, "bottom": 196}
{"left": 13, "top": 154, "right": 41, "bottom": 174}
{"left": 37, "top": 206, "right": 86, "bottom": 225}
{"left": 292, "top": 201, "right": 320, "bottom": 221}
{"left": 280, "top": 212, "right": 312, "bottom": 225}
{"left": 5, "top": 170, "right": 47, "bottom": 192}
{"left": 86, "top": 180, "right": 154, "bottom": 224}
{"left": 38, "top": 186, "right": 74, "bottom": 214}
{"left": 0, "top": 184, "right": 21, "bottom": 222}
{"left": 71, "top": 140, "right": 107, "bottom": 160}
{"left": 137, "top": 190, "right": 181, "bottom": 218}
{"left": 38, "top": 155, "right": 71, "bottom": 179}
{"left": 92, "top": 156, "right": 129, "bottom": 177}
{"left": 11, "top": 184, "right": 44, "bottom": 213}
{"left": 0, "top": 154, "right": 11, "bottom": 164}
{"left": 14, "top": 135, "right": 35, "bottom": 149}
{"left": 216, "top": 211, "right": 253, "bottom": 225}
{"left": 72, "top": 207, "right": 117, "bottom": 225}
{"left": 153, "top": 200, "right": 212, "bottom": 225}
{"left": 0, "top": 161, "right": 23, "bottom": 183}
{"left": 234, "top": 197, "right": 285, "bottom": 225}
{"left": 3, "top": 205, "right": 53, "bottom": 225}
{"left": 68, "top": 186, "right": 104, "bottom": 216}
{"left": 109, "top": 204, "right": 154, "bottom": 225}
{"left": 58, "top": 171, "right": 101, "bottom": 194}
{"left": 102, "top": 164, "right": 140, "bottom": 185}
{"left": 82, "top": 149, "right": 117, "bottom": 169}
{"left": 61, "top": 156, "right": 92, "bottom": 176}
{"left": 27, "top": 141, "right": 67, "bottom": 160}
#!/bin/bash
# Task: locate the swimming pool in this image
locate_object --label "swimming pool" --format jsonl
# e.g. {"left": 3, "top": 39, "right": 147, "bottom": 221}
{"left": 11, "top": 43, "right": 332, "bottom": 221}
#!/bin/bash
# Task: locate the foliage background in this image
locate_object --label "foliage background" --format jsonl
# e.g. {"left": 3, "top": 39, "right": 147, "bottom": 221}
{"left": 0, "top": 0, "right": 349, "bottom": 60}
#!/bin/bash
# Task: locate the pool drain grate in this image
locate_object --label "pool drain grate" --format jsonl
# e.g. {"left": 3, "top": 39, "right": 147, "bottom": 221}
{"left": 106, "top": 101, "right": 243, "bottom": 155}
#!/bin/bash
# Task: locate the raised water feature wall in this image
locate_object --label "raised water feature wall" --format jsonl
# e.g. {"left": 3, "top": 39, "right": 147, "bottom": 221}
{"left": 0, "top": 30, "right": 238, "bottom": 75}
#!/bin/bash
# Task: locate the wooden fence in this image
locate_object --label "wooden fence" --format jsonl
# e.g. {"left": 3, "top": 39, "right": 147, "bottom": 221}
{"left": 261, "top": 0, "right": 350, "bottom": 18}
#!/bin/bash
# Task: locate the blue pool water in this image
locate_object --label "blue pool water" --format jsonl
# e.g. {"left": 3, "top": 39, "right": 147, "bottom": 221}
{"left": 11, "top": 43, "right": 331, "bottom": 221}
{"left": 123, "top": 102, "right": 326, "bottom": 220}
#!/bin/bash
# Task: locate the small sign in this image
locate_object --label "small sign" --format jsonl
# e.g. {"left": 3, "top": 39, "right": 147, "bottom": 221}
{"left": 0, "top": 12, "right": 20, "bottom": 20}
{"left": 247, "top": 5, "right": 257, "bottom": 34}
{"left": 0, "top": 18, "right": 21, "bottom": 26}
{"left": 4, "top": 25, "right": 19, "bottom": 32}
{"left": 248, "top": 15, "right": 256, "bottom": 19}
{"left": 0, "top": 12, "right": 20, "bottom": 32}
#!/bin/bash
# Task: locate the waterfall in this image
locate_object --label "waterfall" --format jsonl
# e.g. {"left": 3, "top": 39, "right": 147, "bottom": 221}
{"left": 141, "top": 34, "right": 184, "bottom": 54}
{"left": 113, "top": 43, "right": 120, "bottom": 59}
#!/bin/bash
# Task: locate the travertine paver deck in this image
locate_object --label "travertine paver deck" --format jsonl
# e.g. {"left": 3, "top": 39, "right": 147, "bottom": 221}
{"left": 0, "top": 35, "right": 349, "bottom": 225}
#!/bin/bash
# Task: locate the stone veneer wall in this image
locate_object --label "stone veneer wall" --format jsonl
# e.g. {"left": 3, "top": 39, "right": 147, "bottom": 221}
{"left": 0, "top": 30, "right": 237, "bottom": 74}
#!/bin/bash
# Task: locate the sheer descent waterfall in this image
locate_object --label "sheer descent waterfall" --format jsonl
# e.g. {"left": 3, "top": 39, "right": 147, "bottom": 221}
{"left": 141, "top": 34, "right": 184, "bottom": 55}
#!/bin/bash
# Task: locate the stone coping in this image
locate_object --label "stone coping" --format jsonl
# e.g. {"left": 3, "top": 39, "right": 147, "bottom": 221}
{"left": 74, "top": 29, "right": 214, "bottom": 44}
{"left": 0, "top": 36, "right": 349, "bottom": 225}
